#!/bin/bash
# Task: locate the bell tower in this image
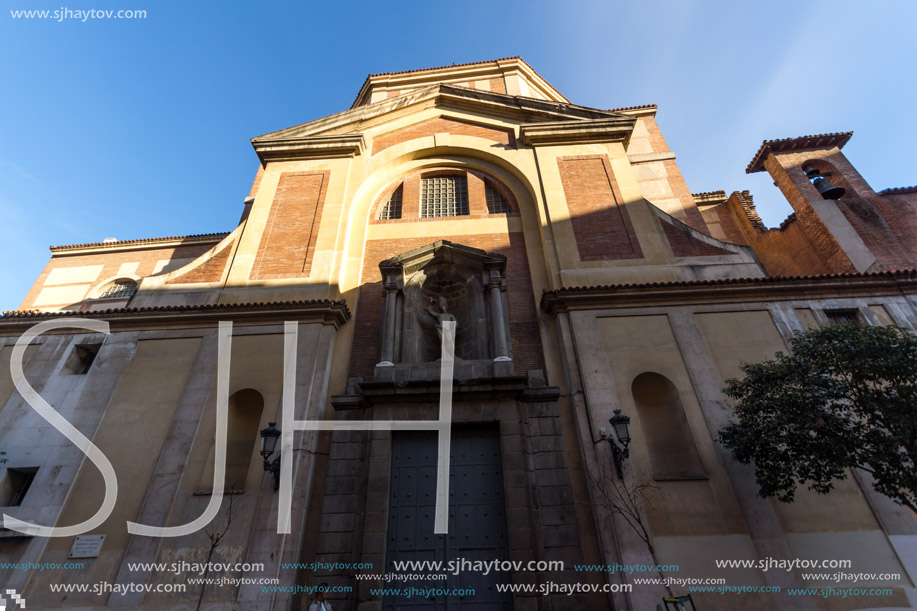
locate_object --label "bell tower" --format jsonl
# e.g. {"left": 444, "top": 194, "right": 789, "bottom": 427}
{"left": 746, "top": 132, "right": 917, "bottom": 272}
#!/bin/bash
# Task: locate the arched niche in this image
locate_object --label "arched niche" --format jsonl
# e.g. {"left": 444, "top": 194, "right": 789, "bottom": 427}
{"left": 198, "top": 388, "right": 265, "bottom": 492}
{"left": 376, "top": 240, "right": 511, "bottom": 372}
{"left": 631, "top": 372, "right": 706, "bottom": 480}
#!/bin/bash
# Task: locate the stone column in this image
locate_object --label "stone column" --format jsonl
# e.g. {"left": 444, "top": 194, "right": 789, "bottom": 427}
{"left": 487, "top": 268, "right": 510, "bottom": 361}
{"left": 377, "top": 281, "right": 398, "bottom": 367}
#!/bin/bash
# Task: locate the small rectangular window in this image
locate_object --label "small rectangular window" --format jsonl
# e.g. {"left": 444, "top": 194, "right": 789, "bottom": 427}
{"left": 824, "top": 309, "right": 862, "bottom": 327}
{"left": 63, "top": 343, "right": 102, "bottom": 375}
{"left": 0, "top": 467, "right": 38, "bottom": 507}
{"left": 420, "top": 176, "right": 469, "bottom": 218}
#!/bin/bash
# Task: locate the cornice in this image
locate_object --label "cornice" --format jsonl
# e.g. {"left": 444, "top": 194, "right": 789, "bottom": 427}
{"left": 540, "top": 269, "right": 917, "bottom": 315}
{"left": 520, "top": 117, "right": 636, "bottom": 147}
{"left": 0, "top": 299, "right": 352, "bottom": 333}
{"left": 252, "top": 134, "right": 366, "bottom": 162}
{"left": 692, "top": 190, "right": 728, "bottom": 206}
{"left": 627, "top": 152, "right": 676, "bottom": 164}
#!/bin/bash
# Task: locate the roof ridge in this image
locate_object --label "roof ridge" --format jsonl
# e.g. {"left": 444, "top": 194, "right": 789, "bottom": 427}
{"left": 366, "top": 56, "right": 523, "bottom": 79}
{"left": 746, "top": 132, "right": 853, "bottom": 174}
{"left": 51, "top": 231, "right": 229, "bottom": 252}
{"left": 542, "top": 268, "right": 917, "bottom": 297}
{"left": 879, "top": 185, "right": 917, "bottom": 195}
{"left": 2, "top": 299, "right": 351, "bottom": 319}
{"left": 351, "top": 56, "right": 567, "bottom": 109}
{"left": 605, "top": 104, "right": 657, "bottom": 113}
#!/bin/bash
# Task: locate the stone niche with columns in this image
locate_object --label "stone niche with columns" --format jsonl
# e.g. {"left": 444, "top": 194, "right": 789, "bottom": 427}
{"left": 374, "top": 240, "right": 514, "bottom": 382}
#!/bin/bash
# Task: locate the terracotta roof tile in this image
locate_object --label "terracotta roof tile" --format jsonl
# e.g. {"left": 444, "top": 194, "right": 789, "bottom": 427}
{"left": 879, "top": 185, "right": 917, "bottom": 195}
{"left": 541, "top": 268, "right": 917, "bottom": 309}
{"left": 51, "top": 232, "right": 229, "bottom": 252}
{"left": 605, "top": 104, "right": 657, "bottom": 113}
{"left": 2, "top": 299, "right": 351, "bottom": 319}
{"left": 366, "top": 56, "right": 523, "bottom": 79}
{"left": 746, "top": 132, "right": 853, "bottom": 174}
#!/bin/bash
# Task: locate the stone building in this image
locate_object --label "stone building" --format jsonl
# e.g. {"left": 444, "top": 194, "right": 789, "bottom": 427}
{"left": 0, "top": 57, "right": 915, "bottom": 610}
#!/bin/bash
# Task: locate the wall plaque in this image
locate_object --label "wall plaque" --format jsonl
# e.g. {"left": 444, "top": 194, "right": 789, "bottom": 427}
{"left": 68, "top": 534, "right": 105, "bottom": 558}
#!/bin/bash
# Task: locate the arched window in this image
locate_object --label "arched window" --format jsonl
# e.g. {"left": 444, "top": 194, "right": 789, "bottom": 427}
{"left": 485, "top": 182, "right": 510, "bottom": 213}
{"left": 378, "top": 185, "right": 403, "bottom": 220}
{"left": 420, "top": 175, "right": 469, "bottom": 218}
{"left": 631, "top": 372, "right": 706, "bottom": 479}
{"left": 373, "top": 169, "right": 517, "bottom": 222}
{"left": 97, "top": 279, "right": 137, "bottom": 299}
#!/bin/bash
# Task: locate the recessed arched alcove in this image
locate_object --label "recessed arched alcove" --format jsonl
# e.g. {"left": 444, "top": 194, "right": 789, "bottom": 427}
{"left": 197, "top": 388, "right": 265, "bottom": 492}
{"left": 631, "top": 372, "right": 706, "bottom": 480}
{"left": 375, "top": 240, "right": 513, "bottom": 381}
{"left": 402, "top": 262, "right": 487, "bottom": 362}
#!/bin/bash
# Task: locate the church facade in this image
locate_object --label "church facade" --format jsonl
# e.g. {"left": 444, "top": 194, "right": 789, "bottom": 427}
{"left": 0, "top": 57, "right": 915, "bottom": 610}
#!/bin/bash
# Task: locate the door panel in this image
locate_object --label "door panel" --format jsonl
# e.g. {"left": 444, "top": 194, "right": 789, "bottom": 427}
{"left": 384, "top": 426, "right": 513, "bottom": 611}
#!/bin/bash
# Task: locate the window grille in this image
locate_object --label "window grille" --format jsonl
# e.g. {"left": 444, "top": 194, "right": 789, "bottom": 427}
{"left": 825, "top": 309, "right": 861, "bottom": 327}
{"left": 420, "top": 175, "right": 469, "bottom": 218}
{"left": 485, "top": 183, "right": 510, "bottom": 213}
{"left": 99, "top": 280, "right": 137, "bottom": 299}
{"left": 378, "top": 186, "right": 403, "bottom": 220}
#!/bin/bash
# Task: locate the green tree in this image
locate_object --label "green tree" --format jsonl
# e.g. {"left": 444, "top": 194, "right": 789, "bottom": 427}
{"left": 718, "top": 323, "right": 917, "bottom": 514}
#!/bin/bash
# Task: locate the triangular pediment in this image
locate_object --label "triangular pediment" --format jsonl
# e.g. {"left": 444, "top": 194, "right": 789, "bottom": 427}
{"left": 351, "top": 57, "right": 568, "bottom": 108}
{"left": 251, "top": 84, "right": 635, "bottom": 161}
{"left": 380, "top": 240, "right": 505, "bottom": 279}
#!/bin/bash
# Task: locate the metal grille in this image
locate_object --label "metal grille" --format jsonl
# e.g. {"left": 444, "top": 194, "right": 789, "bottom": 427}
{"left": 378, "top": 186, "right": 403, "bottom": 220}
{"left": 485, "top": 183, "right": 510, "bottom": 213}
{"left": 99, "top": 280, "right": 137, "bottom": 299}
{"left": 825, "top": 309, "right": 861, "bottom": 326}
{"left": 420, "top": 175, "right": 469, "bottom": 218}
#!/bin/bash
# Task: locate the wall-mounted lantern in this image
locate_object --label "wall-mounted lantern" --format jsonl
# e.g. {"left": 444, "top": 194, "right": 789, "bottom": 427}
{"left": 260, "top": 422, "right": 281, "bottom": 490}
{"left": 606, "top": 409, "right": 631, "bottom": 478}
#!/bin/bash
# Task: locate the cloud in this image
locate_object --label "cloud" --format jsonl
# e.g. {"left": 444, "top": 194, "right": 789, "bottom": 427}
{"left": 0, "top": 160, "right": 39, "bottom": 183}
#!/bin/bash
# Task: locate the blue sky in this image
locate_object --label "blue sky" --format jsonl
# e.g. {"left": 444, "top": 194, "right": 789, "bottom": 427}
{"left": 1, "top": 0, "right": 915, "bottom": 310}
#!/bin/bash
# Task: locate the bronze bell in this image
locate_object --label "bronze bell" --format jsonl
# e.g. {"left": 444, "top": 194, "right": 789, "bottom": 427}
{"left": 813, "top": 176, "right": 846, "bottom": 200}
{"left": 803, "top": 165, "right": 846, "bottom": 200}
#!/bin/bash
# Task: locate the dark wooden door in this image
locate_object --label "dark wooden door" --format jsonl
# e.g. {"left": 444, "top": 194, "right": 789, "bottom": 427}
{"left": 384, "top": 426, "right": 513, "bottom": 611}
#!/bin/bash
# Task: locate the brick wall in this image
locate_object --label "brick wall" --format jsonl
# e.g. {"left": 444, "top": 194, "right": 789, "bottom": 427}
{"left": 557, "top": 155, "right": 643, "bottom": 261}
{"left": 166, "top": 238, "right": 235, "bottom": 284}
{"left": 725, "top": 192, "right": 836, "bottom": 276}
{"left": 489, "top": 76, "right": 506, "bottom": 94}
{"left": 371, "top": 116, "right": 515, "bottom": 155}
{"left": 762, "top": 150, "right": 917, "bottom": 272}
{"left": 701, "top": 203, "right": 747, "bottom": 245}
{"left": 17, "top": 241, "right": 218, "bottom": 310}
{"left": 248, "top": 163, "right": 265, "bottom": 200}
{"left": 251, "top": 171, "right": 329, "bottom": 280}
{"left": 763, "top": 154, "right": 857, "bottom": 274}
{"left": 660, "top": 222, "right": 733, "bottom": 257}
{"left": 348, "top": 232, "right": 544, "bottom": 378}
{"left": 628, "top": 116, "right": 708, "bottom": 232}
